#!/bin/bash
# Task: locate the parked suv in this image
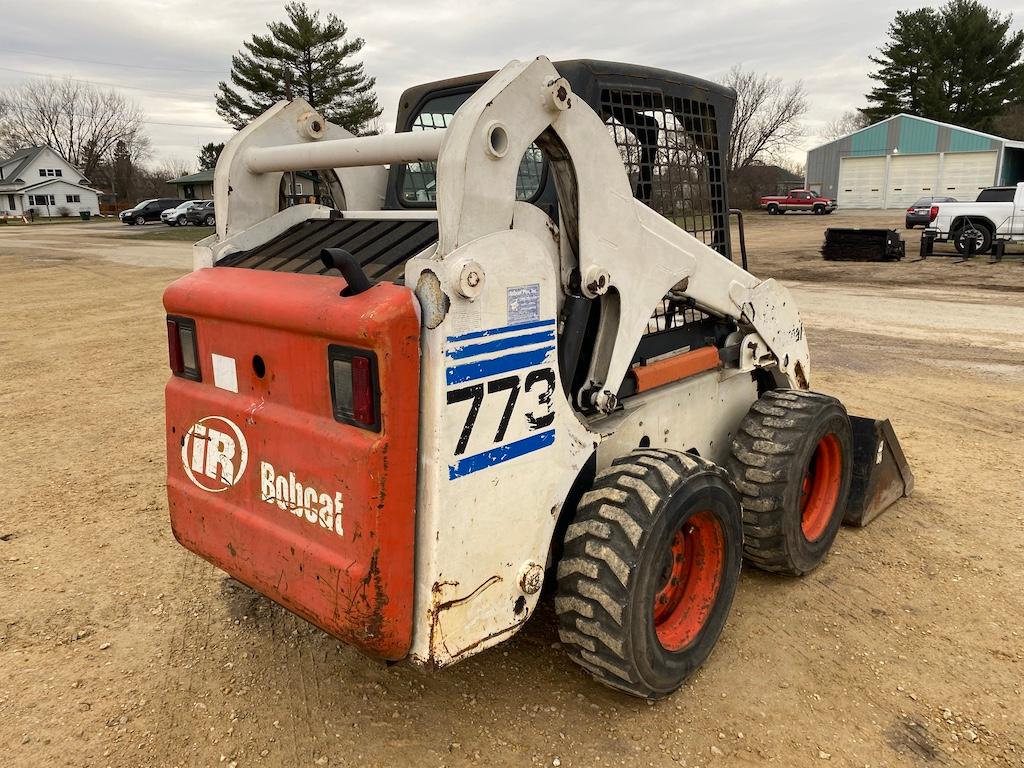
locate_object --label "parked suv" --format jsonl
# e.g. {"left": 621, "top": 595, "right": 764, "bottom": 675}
{"left": 120, "top": 198, "right": 185, "bottom": 225}
{"left": 161, "top": 200, "right": 210, "bottom": 227}
{"left": 184, "top": 200, "right": 216, "bottom": 227}
{"left": 905, "top": 196, "right": 956, "bottom": 228}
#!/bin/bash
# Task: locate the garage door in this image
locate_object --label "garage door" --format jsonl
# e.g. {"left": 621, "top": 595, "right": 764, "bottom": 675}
{"left": 887, "top": 154, "right": 940, "bottom": 208}
{"left": 941, "top": 151, "right": 997, "bottom": 201}
{"left": 838, "top": 156, "right": 886, "bottom": 208}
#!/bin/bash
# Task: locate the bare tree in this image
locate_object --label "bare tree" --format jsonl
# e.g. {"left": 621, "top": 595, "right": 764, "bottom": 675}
{"left": 155, "top": 158, "right": 194, "bottom": 182}
{"left": 0, "top": 78, "right": 147, "bottom": 179}
{"left": 819, "top": 109, "right": 870, "bottom": 142}
{"left": 723, "top": 67, "right": 807, "bottom": 172}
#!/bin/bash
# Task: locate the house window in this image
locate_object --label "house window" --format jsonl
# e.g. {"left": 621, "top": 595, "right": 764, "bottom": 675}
{"left": 66, "top": 194, "right": 81, "bottom": 203}
{"left": 39, "top": 169, "right": 45, "bottom": 177}
{"left": 29, "top": 194, "right": 56, "bottom": 206}
{"left": 37, "top": 168, "right": 62, "bottom": 177}
{"left": 55, "top": 169, "right": 62, "bottom": 177}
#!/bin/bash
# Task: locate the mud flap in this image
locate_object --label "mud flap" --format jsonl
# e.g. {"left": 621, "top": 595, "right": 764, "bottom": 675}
{"left": 843, "top": 416, "right": 914, "bottom": 527}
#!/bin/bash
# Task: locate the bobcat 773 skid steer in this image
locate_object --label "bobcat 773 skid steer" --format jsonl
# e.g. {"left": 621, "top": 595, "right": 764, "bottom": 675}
{"left": 163, "top": 57, "right": 913, "bottom": 698}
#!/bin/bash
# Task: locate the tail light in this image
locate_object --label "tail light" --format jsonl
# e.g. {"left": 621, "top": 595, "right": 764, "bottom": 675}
{"left": 166, "top": 316, "right": 201, "bottom": 381}
{"left": 328, "top": 345, "right": 380, "bottom": 431}
{"left": 929, "top": 206, "right": 939, "bottom": 221}
{"left": 907, "top": 207, "right": 914, "bottom": 213}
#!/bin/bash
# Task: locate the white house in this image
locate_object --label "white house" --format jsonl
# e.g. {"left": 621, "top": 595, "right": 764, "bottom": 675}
{"left": 0, "top": 146, "right": 102, "bottom": 217}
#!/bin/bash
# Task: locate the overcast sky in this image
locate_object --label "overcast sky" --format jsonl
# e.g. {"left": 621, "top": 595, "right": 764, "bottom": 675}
{"left": 2, "top": 0, "right": 1022, "bottom": 170}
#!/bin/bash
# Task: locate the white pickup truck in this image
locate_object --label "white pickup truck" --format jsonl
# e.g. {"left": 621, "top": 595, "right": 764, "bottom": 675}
{"left": 926, "top": 183, "right": 1024, "bottom": 254}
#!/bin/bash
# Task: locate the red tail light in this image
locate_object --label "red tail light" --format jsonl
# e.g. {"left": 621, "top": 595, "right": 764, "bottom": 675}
{"left": 166, "top": 315, "right": 201, "bottom": 381}
{"left": 907, "top": 207, "right": 914, "bottom": 213}
{"left": 167, "top": 319, "right": 183, "bottom": 373}
{"left": 929, "top": 206, "right": 939, "bottom": 221}
{"left": 329, "top": 345, "right": 380, "bottom": 431}
{"left": 351, "top": 355, "right": 374, "bottom": 425}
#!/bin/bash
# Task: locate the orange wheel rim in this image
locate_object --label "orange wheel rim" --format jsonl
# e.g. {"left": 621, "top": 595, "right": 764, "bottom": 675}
{"left": 800, "top": 433, "right": 843, "bottom": 541}
{"left": 653, "top": 511, "right": 724, "bottom": 652}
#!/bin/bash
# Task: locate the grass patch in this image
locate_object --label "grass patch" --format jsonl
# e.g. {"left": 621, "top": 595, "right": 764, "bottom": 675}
{"left": 124, "top": 226, "right": 215, "bottom": 242}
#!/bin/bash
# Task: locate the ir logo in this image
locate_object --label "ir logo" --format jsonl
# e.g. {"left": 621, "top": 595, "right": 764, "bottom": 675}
{"left": 181, "top": 416, "right": 249, "bottom": 493}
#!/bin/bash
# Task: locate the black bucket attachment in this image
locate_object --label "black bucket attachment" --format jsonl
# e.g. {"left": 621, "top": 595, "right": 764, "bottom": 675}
{"left": 822, "top": 228, "right": 906, "bottom": 262}
{"left": 844, "top": 416, "right": 914, "bottom": 527}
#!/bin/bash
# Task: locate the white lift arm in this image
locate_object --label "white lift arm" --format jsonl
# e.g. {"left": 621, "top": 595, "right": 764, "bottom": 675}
{"left": 213, "top": 57, "right": 810, "bottom": 401}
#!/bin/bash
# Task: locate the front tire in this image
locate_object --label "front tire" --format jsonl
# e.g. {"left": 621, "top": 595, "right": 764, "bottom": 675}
{"left": 767, "top": 204, "right": 779, "bottom": 215}
{"left": 204, "top": 214, "right": 216, "bottom": 227}
{"left": 134, "top": 215, "right": 146, "bottom": 226}
{"left": 813, "top": 205, "right": 825, "bottom": 215}
{"left": 725, "top": 390, "right": 853, "bottom": 576}
{"left": 556, "top": 450, "right": 742, "bottom": 699}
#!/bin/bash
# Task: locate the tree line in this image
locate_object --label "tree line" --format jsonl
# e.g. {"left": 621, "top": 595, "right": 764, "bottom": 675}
{"left": 2, "top": 0, "right": 1020, "bottom": 210}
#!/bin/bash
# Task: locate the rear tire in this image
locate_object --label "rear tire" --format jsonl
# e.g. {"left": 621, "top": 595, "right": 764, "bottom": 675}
{"left": 725, "top": 390, "right": 853, "bottom": 576}
{"left": 204, "top": 214, "right": 216, "bottom": 227}
{"left": 556, "top": 450, "right": 742, "bottom": 699}
{"left": 767, "top": 204, "right": 779, "bottom": 215}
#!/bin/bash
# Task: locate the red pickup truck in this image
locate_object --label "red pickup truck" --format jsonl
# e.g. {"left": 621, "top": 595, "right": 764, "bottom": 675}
{"left": 760, "top": 189, "right": 837, "bottom": 215}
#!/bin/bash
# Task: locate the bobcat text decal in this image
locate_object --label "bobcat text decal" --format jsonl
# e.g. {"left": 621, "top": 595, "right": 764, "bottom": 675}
{"left": 260, "top": 462, "right": 344, "bottom": 537}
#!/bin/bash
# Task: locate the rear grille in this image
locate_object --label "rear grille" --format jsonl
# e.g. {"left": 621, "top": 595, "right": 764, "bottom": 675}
{"left": 217, "top": 218, "right": 439, "bottom": 283}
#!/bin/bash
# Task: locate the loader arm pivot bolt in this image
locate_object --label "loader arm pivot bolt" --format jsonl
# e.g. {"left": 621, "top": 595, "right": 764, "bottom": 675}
{"left": 457, "top": 262, "right": 485, "bottom": 299}
{"left": 543, "top": 77, "right": 573, "bottom": 112}
{"left": 583, "top": 267, "right": 610, "bottom": 297}
{"left": 592, "top": 390, "right": 618, "bottom": 413}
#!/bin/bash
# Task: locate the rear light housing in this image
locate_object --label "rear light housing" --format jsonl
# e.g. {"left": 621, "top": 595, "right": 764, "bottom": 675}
{"left": 328, "top": 345, "right": 380, "bottom": 431}
{"left": 929, "top": 206, "right": 939, "bottom": 221}
{"left": 907, "top": 206, "right": 914, "bottom": 213}
{"left": 166, "top": 315, "right": 201, "bottom": 381}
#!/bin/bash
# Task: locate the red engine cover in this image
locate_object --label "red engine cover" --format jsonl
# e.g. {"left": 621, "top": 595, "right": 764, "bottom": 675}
{"left": 163, "top": 268, "right": 420, "bottom": 660}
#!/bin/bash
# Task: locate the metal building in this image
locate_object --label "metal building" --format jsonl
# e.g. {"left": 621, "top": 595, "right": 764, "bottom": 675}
{"left": 805, "top": 114, "right": 1024, "bottom": 209}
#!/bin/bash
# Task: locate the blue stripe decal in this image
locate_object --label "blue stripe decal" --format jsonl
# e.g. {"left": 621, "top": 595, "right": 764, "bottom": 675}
{"left": 448, "top": 429, "right": 556, "bottom": 480}
{"left": 446, "top": 330, "right": 556, "bottom": 360}
{"left": 446, "top": 346, "right": 554, "bottom": 385}
{"left": 446, "top": 318, "right": 555, "bottom": 344}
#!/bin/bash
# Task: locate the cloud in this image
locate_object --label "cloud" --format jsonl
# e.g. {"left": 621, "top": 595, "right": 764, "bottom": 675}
{"left": 2, "top": 0, "right": 1021, "bottom": 167}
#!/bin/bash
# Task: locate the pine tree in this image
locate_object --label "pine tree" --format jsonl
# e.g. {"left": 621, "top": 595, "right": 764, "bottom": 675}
{"left": 863, "top": 1, "right": 1024, "bottom": 131}
{"left": 197, "top": 142, "right": 225, "bottom": 170}
{"left": 216, "top": 2, "right": 381, "bottom": 134}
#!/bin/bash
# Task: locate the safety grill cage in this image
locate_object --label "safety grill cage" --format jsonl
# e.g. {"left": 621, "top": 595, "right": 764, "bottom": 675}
{"left": 386, "top": 59, "right": 736, "bottom": 262}
{"left": 600, "top": 87, "right": 727, "bottom": 256}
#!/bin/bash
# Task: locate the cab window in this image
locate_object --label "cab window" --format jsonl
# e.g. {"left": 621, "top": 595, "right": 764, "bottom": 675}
{"left": 400, "top": 93, "right": 545, "bottom": 205}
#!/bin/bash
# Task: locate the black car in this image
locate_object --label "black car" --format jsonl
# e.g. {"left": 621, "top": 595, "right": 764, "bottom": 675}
{"left": 184, "top": 200, "right": 216, "bottom": 227}
{"left": 120, "top": 197, "right": 185, "bottom": 225}
{"left": 905, "top": 196, "right": 956, "bottom": 228}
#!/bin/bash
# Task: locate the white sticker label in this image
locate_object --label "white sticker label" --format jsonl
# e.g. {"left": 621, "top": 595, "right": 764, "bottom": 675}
{"left": 181, "top": 416, "right": 249, "bottom": 493}
{"left": 507, "top": 284, "right": 540, "bottom": 324}
{"left": 212, "top": 353, "right": 238, "bottom": 393}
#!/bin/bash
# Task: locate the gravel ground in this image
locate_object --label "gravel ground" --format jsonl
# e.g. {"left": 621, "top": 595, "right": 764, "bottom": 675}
{"left": 1, "top": 210, "right": 1022, "bottom": 768}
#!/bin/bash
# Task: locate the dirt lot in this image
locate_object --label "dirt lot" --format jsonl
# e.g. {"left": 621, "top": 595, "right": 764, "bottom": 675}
{"left": 1, "top": 212, "right": 1022, "bottom": 768}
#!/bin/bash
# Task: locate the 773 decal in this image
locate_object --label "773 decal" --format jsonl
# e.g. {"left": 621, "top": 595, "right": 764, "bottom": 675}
{"left": 446, "top": 368, "right": 555, "bottom": 456}
{"left": 443, "top": 319, "right": 558, "bottom": 480}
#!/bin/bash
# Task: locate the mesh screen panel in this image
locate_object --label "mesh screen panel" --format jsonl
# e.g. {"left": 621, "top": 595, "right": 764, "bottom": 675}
{"left": 600, "top": 88, "right": 727, "bottom": 257}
